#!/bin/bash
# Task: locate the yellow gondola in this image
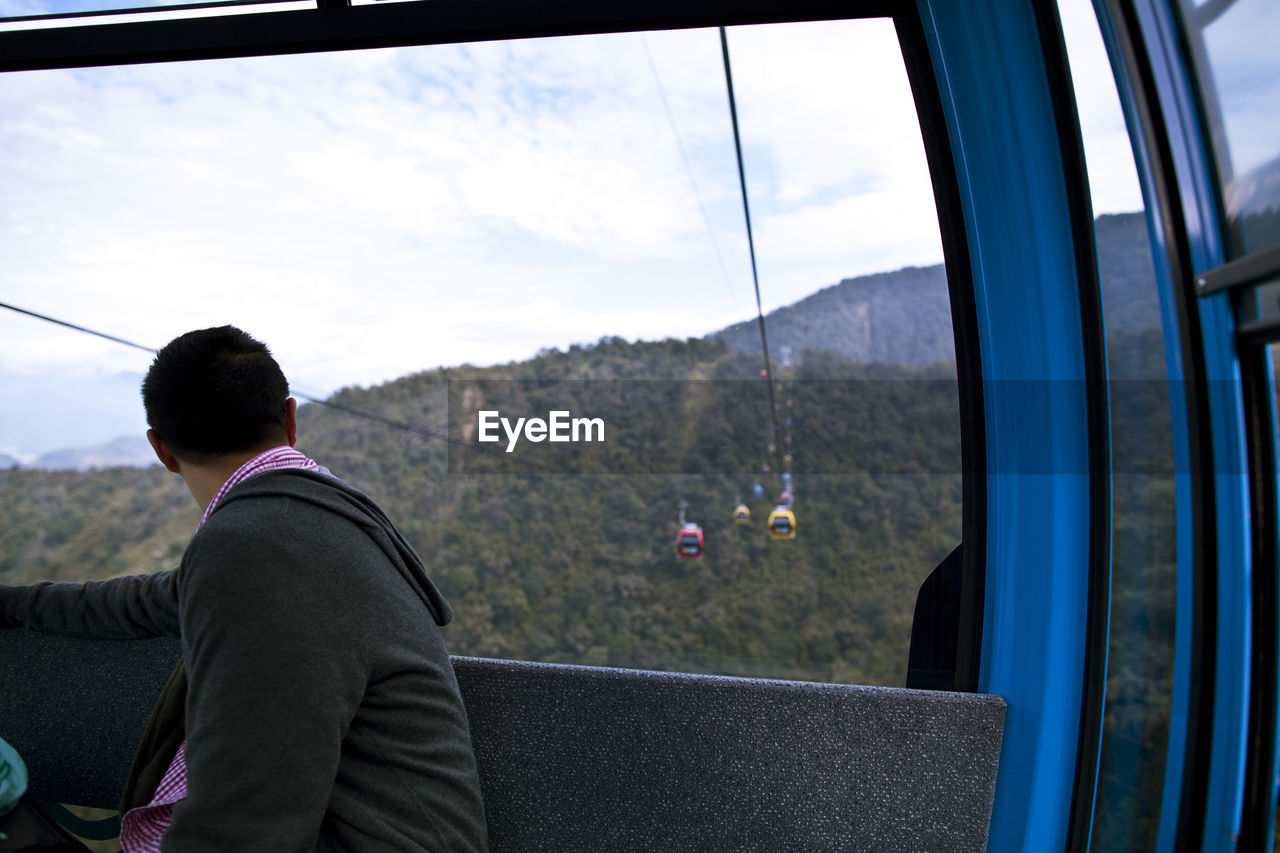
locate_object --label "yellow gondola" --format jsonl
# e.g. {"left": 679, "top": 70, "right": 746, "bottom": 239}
{"left": 767, "top": 507, "right": 796, "bottom": 540}
{"left": 733, "top": 504, "right": 751, "bottom": 525}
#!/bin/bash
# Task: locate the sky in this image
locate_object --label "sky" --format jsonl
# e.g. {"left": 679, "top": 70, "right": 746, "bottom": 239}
{"left": 0, "top": 0, "right": 1147, "bottom": 458}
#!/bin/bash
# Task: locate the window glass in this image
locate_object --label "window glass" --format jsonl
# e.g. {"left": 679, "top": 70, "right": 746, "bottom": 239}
{"left": 1058, "top": 0, "right": 1178, "bottom": 848}
{"left": 1175, "top": 0, "right": 1280, "bottom": 257}
{"left": 1269, "top": 342, "right": 1280, "bottom": 852}
{"left": 0, "top": 0, "right": 311, "bottom": 32}
{"left": 0, "top": 19, "right": 961, "bottom": 685}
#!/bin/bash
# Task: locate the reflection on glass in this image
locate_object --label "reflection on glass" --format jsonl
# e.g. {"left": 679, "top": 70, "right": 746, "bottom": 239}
{"left": 0, "top": 20, "right": 960, "bottom": 686}
{"left": 1271, "top": 344, "right": 1280, "bottom": 456}
{"left": 1269, "top": 344, "right": 1280, "bottom": 853}
{"left": 1177, "top": 0, "right": 1280, "bottom": 256}
{"left": 1090, "top": 220, "right": 1178, "bottom": 853}
{"left": 1057, "top": 0, "right": 1179, "bottom": 847}
{"left": 0, "top": 0, "right": 214, "bottom": 15}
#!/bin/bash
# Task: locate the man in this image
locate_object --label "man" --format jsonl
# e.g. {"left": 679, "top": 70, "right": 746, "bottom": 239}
{"left": 0, "top": 326, "right": 489, "bottom": 851}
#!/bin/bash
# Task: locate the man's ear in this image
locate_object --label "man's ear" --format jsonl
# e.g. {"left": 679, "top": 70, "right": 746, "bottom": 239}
{"left": 147, "top": 429, "right": 182, "bottom": 474}
{"left": 284, "top": 397, "right": 298, "bottom": 447}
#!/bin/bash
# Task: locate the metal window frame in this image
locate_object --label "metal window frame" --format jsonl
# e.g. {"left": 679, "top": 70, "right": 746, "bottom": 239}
{"left": 0, "top": 2, "right": 990, "bottom": 698}
{"left": 1097, "top": 0, "right": 1264, "bottom": 849}
{"left": 1093, "top": 0, "right": 1222, "bottom": 848}
{"left": 1196, "top": 246, "right": 1280, "bottom": 298}
{"left": 0, "top": 0, "right": 890, "bottom": 71}
{"left": 1030, "top": 0, "right": 1114, "bottom": 843}
{"left": 1239, "top": 341, "right": 1280, "bottom": 852}
{"left": 0, "top": 0, "right": 994, "bottom": 691}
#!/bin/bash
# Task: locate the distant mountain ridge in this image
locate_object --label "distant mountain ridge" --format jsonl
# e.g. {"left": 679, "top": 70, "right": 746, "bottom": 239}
{"left": 709, "top": 211, "right": 1155, "bottom": 363}
{"left": 709, "top": 264, "right": 952, "bottom": 365}
{"left": 31, "top": 436, "right": 156, "bottom": 471}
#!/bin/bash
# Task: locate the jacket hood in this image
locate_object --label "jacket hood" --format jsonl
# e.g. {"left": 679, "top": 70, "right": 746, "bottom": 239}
{"left": 211, "top": 469, "right": 453, "bottom": 626}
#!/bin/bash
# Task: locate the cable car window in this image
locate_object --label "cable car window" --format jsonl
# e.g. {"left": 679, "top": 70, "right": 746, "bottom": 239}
{"left": 1058, "top": 0, "right": 1179, "bottom": 848}
{"left": 0, "top": 0, "right": 313, "bottom": 32}
{"left": 0, "top": 17, "right": 964, "bottom": 686}
{"left": 1266, "top": 342, "right": 1280, "bottom": 846}
{"left": 1174, "top": 0, "right": 1280, "bottom": 258}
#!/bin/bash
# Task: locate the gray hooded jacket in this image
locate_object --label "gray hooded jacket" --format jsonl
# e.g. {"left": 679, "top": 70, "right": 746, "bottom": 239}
{"left": 1, "top": 469, "right": 488, "bottom": 852}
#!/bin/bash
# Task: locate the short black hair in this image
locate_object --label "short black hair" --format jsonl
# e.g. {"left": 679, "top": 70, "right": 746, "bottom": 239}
{"left": 142, "top": 326, "right": 290, "bottom": 462}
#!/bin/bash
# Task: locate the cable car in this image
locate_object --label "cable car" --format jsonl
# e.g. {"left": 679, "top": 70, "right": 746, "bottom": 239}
{"left": 733, "top": 504, "right": 751, "bottom": 525}
{"left": 779, "top": 490, "right": 793, "bottom": 508}
{"left": 676, "top": 523, "right": 704, "bottom": 559}
{"left": 751, "top": 483, "right": 765, "bottom": 500}
{"left": 767, "top": 507, "right": 795, "bottom": 540}
{"left": 2, "top": 0, "right": 1278, "bottom": 848}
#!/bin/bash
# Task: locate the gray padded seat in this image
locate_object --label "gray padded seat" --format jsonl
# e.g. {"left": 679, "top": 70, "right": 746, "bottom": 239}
{"left": 0, "top": 631, "right": 1005, "bottom": 851}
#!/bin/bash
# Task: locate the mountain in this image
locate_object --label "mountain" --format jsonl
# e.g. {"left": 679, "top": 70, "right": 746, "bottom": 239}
{"left": 0, "top": 453, "right": 20, "bottom": 469}
{"left": 0, "top": 369, "right": 148, "bottom": 460}
{"left": 32, "top": 436, "right": 157, "bottom": 471}
{"left": 709, "top": 211, "right": 1156, "bottom": 361}
{"left": 709, "top": 264, "right": 953, "bottom": 365}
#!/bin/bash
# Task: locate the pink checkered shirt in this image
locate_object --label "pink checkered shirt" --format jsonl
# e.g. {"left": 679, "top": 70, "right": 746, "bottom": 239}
{"left": 119, "top": 445, "right": 320, "bottom": 852}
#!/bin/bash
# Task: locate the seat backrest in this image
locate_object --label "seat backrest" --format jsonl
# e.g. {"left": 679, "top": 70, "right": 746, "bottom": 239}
{"left": 0, "top": 631, "right": 1006, "bottom": 850}
{"left": 0, "top": 630, "right": 177, "bottom": 809}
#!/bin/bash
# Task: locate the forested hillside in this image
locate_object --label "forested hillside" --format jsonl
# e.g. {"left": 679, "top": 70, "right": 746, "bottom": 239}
{"left": 0, "top": 211, "right": 1181, "bottom": 687}
{"left": 0, "top": 466, "right": 196, "bottom": 583}
{"left": 0, "top": 336, "right": 963, "bottom": 687}
{"left": 282, "top": 338, "right": 964, "bottom": 685}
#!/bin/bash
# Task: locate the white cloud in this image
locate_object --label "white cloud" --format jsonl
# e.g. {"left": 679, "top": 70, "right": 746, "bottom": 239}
{"left": 729, "top": 20, "right": 922, "bottom": 197}
{"left": 0, "top": 12, "right": 1139, "bottom": 451}
{"left": 1197, "top": 0, "right": 1280, "bottom": 178}
{"left": 1056, "top": 0, "right": 1145, "bottom": 214}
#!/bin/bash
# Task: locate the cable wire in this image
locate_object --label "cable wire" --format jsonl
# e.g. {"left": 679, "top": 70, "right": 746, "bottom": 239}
{"left": 0, "top": 299, "right": 155, "bottom": 354}
{"left": 0, "top": 299, "right": 540, "bottom": 469}
{"left": 718, "top": 27, "right": 782, "bottom": 469}
{"left": 639, "top": 33, "right": 738, "bottom": 305}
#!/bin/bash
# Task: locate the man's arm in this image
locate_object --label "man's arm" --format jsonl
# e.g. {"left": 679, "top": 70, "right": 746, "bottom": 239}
{"left": 0, "top": 569, "right": 181, "bottom": 639}
{"left": 163, "top": 519, "right": 366, "bottom": 851}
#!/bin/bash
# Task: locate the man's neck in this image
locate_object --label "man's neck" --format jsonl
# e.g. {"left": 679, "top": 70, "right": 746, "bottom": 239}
{"left": 183, "top": 456, "right": 249, "bottom": 512}
{"left": 182, "top": 445, "right": 284, "bottom": 511}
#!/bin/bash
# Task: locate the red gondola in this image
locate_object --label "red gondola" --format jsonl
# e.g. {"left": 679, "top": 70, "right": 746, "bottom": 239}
{"left": 676, "top": 523, "right": 704, "bottom": 559}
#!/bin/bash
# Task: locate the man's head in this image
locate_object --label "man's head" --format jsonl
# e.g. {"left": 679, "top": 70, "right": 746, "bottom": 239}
{"left": 142, "top": 326, "right": 291, "bottom": 464}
